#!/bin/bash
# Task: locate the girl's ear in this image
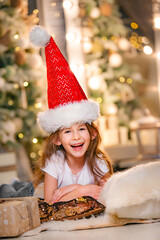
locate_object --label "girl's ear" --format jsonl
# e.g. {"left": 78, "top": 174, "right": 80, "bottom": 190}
{"left": 55, "top": 138, "right": 62, "bottom": 146}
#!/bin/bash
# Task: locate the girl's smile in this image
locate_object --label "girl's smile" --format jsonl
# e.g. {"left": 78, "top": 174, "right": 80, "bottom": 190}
{"left": 70, "top": 143, "right": 84, "bottom": 151}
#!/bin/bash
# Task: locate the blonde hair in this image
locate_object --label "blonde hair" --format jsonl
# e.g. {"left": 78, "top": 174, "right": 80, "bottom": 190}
{"left": 85, "top": 123, "right": 113, "bottom": 181}
{"left": 33, "top": 122, "right": 113, "bottom": 186}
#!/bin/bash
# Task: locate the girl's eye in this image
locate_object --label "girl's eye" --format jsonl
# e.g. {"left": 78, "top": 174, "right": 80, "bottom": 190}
{"left": 79, "top": 128, "right": 86, "bottom": 131}
{"left": 64, "top": 130, "right": 71, "bottom": 134}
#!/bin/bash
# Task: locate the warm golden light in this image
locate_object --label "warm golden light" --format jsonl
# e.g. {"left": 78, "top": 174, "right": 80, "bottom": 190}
{"left": 96, "top": 97, "right": 102, "bottom": 103}
{"left": 83, "top": 41, "right": 92, "bottom": 53}
{"left": 66, "top": 32, "right": 76, "bottom": 41}
{"left": 106, "top": 103, "right": 118, "bottom": 115}
{"left": 38, "top": 150, "right": 43, "bottom": 156}
{"left": 14, "top": 84, "right": 19, "bottom": 89}
{"left": 138, "top": 36, "right": 143, "bottom": 43}
{"left": 143, "top": 45, "right": 153, "bottom": 55}
{"left": 14, "top": 34, "right": 19, "bottom": 40}
{"left": 15, "top": 47, "right": 20, "bottom": 51}
{"left": 24, "top": 82, "right": 29, "bottom": 87}
{"left": 130, "top": 36, "right": 137, "bottom": 42}
{"left": 110, "top": 36, "right": 116, "bottom": 41}
{"left": 119, "top": 76, "right": 125, "bottom": 83}
{"left": 141, "top": 37, "right": 150, "bottom": 44}
{"left": 127, "top": 78, "right": 133, "bottom": 84}
{"left": 8, "top": 100, "right": 13, "bottom": 105}
{"left": 33, "top": 9, "right": 39, "bottom": 14}
{"left": 35, "top": 102, "right": 42, "bottom": 109}
{"left": 18, "top": 133, "right": 24, "bottom": 139}
{"left": 109, "top": 53, "right": 122, "bottom": 67}
{"left": 154, "top": 17, "right": 160, "bottom": 29}
{"left": 63, "top": 0, "right": 73, "bottom": 9}
{"left": 30, "top": 152, "right": 36, "bottom": 158}
{"left": 131, "top": 22, "right": 138, "bottom": 29}
{"left": 88, "top": 76, "right": 101, "bottom": 90}
{"left": 34, "top": 17, "right": 39, "bottom": 23}
{"left": 32, "top": 138, "right": 38, "bottom": 144}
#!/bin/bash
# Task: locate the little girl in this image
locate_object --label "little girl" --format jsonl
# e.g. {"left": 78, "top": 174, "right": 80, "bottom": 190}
{"left": 30, "top": 26, "right": 113, "bottom": 203}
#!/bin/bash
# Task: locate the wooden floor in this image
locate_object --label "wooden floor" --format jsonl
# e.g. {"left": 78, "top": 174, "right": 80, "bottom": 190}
{"left": 5, "top": 221, "right": 160, "bottom": 240}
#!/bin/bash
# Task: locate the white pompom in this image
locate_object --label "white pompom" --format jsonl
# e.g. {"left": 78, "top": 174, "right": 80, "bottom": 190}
{"left": 29, "top": 25, "right": 50, "bottom": 47}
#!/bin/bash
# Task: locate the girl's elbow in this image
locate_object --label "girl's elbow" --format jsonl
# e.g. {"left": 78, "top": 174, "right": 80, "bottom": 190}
{"left": 44, "top": 197, "right": 51, "bottom": 203}
{"left": 44, "top": 193, "right": 53, "bottom": 203}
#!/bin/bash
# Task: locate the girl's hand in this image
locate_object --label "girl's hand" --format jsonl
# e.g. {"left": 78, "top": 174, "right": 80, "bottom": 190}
{"left": 79, "top": 184, "right": 103, "bottom": 200}
{"left": 51, "top": 184, "right": 80, "bottom": 203}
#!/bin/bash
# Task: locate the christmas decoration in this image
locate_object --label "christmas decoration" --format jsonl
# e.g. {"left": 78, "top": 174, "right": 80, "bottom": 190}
{"left": 0, "top": 1, "right": 46, "bottom": 165}
{"left": 79, "top": 0, "right": 143, "bottom": 127}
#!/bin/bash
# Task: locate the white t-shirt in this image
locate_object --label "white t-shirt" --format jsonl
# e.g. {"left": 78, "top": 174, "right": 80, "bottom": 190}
{"left": 42, "top": 151, "right": 109, "bottom": 188}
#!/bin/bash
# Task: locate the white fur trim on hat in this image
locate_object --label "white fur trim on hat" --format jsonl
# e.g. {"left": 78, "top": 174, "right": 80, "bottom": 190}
{"left": 29, "top": 25, "right": 50, "bottom": 47}
{"left": 100, "top": 161, "right": 160, "bottom": 218}
{"left": 38, "top": 100, "right": 100, "bottom": 133}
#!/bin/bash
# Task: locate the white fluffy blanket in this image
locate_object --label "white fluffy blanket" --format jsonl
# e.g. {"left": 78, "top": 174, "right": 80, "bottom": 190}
{"left": 100, "top": 161, "right": 160, "bottom": 218}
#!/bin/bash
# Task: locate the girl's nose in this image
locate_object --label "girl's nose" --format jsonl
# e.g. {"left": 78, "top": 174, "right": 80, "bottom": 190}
{"left": 72, "top": 130, "right": 80, "bottom": 140}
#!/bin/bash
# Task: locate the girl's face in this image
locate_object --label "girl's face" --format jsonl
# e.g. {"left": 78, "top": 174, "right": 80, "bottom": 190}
{"left": 56, "top": 123, "right": 92, "bottom": 160}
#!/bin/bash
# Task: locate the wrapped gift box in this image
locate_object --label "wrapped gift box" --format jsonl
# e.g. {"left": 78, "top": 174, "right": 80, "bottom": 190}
{"left": 0, "top": 196, "right": 40, "bottom": 237}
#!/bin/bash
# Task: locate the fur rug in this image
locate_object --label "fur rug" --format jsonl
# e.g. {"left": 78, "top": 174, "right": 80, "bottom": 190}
{"left": 100, "top": 161, "right": 160, "bottom": 218}
{"left": 22, "top": 214, "right": 160, "bottom": 236}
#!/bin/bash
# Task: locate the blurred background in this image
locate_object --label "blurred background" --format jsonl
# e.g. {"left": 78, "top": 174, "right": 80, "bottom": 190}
{"left": 1, "top": 0, "right": 160, "bottom": 183}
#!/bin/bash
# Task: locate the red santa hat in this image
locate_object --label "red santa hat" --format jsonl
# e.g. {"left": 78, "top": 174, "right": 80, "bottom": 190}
{"left": 29, "top": 26, "right": 100, "bottom": 133}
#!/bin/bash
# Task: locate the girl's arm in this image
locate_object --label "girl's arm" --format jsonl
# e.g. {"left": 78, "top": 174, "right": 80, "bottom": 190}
{"left": 51, "top": 184, "right": 81, "bottom": 203}
{"left": 44, "top": 172, "right": 111, "bottom": 203}
{"left": 44, "top": 172, "right": 81, "bottom": 203}
{"left": 56, "top": 172, "right": 111, "bottom": 202}
{"left": 58, "top": 184, "right": 102, "bottom": 202}
{"left": 44, "top": 172, "right": 58, "bottom": 203}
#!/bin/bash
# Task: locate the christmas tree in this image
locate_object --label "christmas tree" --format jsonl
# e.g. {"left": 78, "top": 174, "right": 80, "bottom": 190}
{"left": 79, "top": 0, "right": 143, "bottom": 126}
{"left": 0, "top": 0, "right": 45, "bottom": 167}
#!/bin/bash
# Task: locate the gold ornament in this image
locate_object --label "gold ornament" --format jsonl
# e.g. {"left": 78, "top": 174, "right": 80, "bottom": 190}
{"left": 100, "top": 3, "right": 112, "bottom": 17}
{"left": 15, "top": 50, "right": 26, "bottom": 66}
